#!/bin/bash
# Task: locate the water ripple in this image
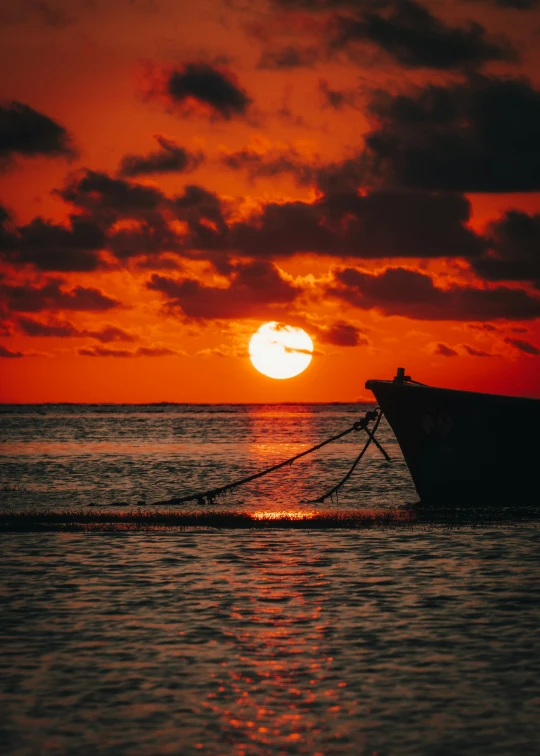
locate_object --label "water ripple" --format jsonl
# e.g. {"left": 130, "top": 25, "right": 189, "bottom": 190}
{"left": 1, "top": 529, "right": 540, "bottom": 755}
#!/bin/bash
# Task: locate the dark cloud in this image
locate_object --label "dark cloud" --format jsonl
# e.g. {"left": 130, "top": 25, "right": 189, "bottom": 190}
{"left": 334, "top": 0, "right": 515, "bottom": 70}
{"left": 59, "top": 170, "right": 165, "bottom": 219}
{"left": 57, "top": 173, "right": 224, "bottom": 265}
{"left": 472, "top": 210, "right": 540, "bottom": 285}
{"left": 489, "top": 0, "right": 539, "bottom": 7}
{"left": 0, "top": 204, "right": 18, "bottom": 250}
{"left": 78, "top": 345, "right": 180, "bottom": 358}
{"left": 269, "top": 0, "right": 386, "bottom": 9}
{"left": 0, "top": 344, "right": 24, "bottom": 358}
{"left": 136, "top": 346, "right": 180, "bottom": 357}
{"left": 318, "top": 80, "right": 359, "bottom": 110}
{"left": 1, "top": 279, "right": 120, "bottom": 313}
{"left": 118, "top": 135, "right": 204, "bottom": 178}
{"left": 468, "top": 322, "right": 499, "bottom": 332}
{"left": 146, "top": 260, "right": 299, "bottom": 319}
{"left": 47, "top": 166, "right": 486, "bottom": 270}
{"left": 107, "top": 220, "right": 180, "bottom": 261}
{"left": 0, "top": 314, "right": 14, "bottom": 336}
{"left": 2, "top": 216, "right": 105, "bottom": 272}
{"left": 271, "top": 0, "right": 540, "bottom": 15}
{"left": 232, "top": 190, "right": 482, "bottom": 259}
{"left": 461, "top": 343, "right": 493, "bottom": 357}
{"left": 220, "top": 147, "right": 316, "bottom": 184}
{"left": 363, "top": 75, "right": 540, "bottom": 192}
{"left": 26, "top": 1, "right": 75, "bottom": 27}
{"left": 17, "top": 317, "right": 134, "bottom": 342}
{"left": 431, "top": 342, "right": 458, "bottom": 357}
{"left": 327, "top": 266, "right": 540, "bottom": 321}
{"left": 87, "top": 325, "right": 135, "bottom": 343}
{"left": 17, "top": 317, "right": 80, "bottom": 337}
{"left": 0, "top": 101, "right": 75, "bottom": 165}
{"left": 166, "top": 63, "right": 252, "bottom": 119}
{"left": 0, "top": 1, "right": 77, "bottom": 27}
{"left": 172, "top": 184, "right": 229, "bottom": 259}
{"left": 315, "top": 320, "right": 369, "bottom": 346}
{"left": 135, "top": 256, "right": 182, "bottom": 271}
{"left": 174, "top": 184, "right": 225, "bottom": 222}
{"left": 58, "top": 170, "right": 172, "bottom": 261}
{"left": 257, "top": 45, "right": 319, "bottom": 69}
{"left": 1, "top": 205, "right": 106, "bottom": 273}
{"left": 504, "top": 337, "right": 540, "bottom": 355}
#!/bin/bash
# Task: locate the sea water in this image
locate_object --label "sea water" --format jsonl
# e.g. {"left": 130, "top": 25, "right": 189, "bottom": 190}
{"left": 0, "top": 403, "right": 414, "bottom": 511}
{"left": 1, "top": 405, "right": 539, "bottom": 755}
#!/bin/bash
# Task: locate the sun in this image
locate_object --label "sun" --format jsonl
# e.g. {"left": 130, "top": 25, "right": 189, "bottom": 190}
{"left": 249, "top": 322, "right": 314, "bottom": 380}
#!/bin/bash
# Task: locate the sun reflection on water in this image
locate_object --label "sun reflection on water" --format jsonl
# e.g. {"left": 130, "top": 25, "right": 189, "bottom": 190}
{"left": 198, "top": 539, "right": 362, "bottom": 753}
{"left": 251, "top": 510, "right": 316, "bottom": 520}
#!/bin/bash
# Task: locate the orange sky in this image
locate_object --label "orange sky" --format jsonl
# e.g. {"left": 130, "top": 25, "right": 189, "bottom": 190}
{"left": 1, "top": 0, "right": 540, "bottom": 402}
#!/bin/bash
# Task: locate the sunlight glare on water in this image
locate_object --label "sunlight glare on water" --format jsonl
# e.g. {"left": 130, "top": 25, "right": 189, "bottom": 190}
{"left": 0, "top": 403, "right": 416, "bottom": 511}
{"left": 1, "top": 405, "right": 540, "bottom": 755}
{"left": 1, "top": 530, "right": 540, "bottom": 755}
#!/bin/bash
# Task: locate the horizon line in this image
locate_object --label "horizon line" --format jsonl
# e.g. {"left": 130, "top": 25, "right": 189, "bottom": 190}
{"left": 0, "top": 400, "right": 376, "bottom": 406}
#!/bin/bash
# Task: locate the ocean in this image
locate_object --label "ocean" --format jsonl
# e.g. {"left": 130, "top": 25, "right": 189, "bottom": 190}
{"left": 1, "top": 404, "right": 539, "bottom": 754}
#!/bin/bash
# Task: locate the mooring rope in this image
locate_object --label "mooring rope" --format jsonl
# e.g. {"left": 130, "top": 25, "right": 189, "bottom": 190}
{"left": 304, "top": 410, "right": 384, "bottom": 504}
{"left": 152, "top": 409, "right": 390, "bottom": 507}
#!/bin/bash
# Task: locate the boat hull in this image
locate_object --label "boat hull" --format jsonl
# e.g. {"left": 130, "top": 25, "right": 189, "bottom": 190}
{"left": 365, "top": 379, "right": 540, "bottom": 507}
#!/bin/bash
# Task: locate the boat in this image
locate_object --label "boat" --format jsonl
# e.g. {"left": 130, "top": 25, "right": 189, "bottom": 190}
{"left": 366, "top": 368, "right": 540, "bottom": 507}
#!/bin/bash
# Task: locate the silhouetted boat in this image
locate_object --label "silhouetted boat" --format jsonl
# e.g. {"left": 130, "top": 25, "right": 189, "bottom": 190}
{"left": 366, "top": 368, "right": 540, "bottom": 507}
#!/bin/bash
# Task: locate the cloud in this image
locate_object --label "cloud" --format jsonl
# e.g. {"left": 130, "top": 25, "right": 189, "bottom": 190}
{"left": 333, "top": 0, "right": 516, "bottom": 70}
{"left": 232, "top": 190, "right": 483, "bottom": 259}
{"left": 107, "top": 222, "right": 181, "bottom": 262}
{"left": 0, "top": 1, "right": 76, "bottom": 28}
{"left": 318, "top": 80, "right": 360, "bottom": 110}
{"left": 363, "top": 75, "right": 540, "bottom": 192}
{"left": 172, "top": 184, "right": 229, "bottom": 262}
{"left": 59, "top": 169, "right": 165, "bottom": 219}
{"left": 269, "top": 0, "right": 393, "bottom": 11}
{"left": 486, "top": 0, "right": 539, "bottom": 7}
{"left": 0, "top": 101, "right": 75, "bottom": 166}
{"left": 57, "top": 170, "right": 176, "bottom": 261}
{"left": 0, "top": 204, "right": 18, "bottom": 250}
{"left": 2, "top": 216, "right": 105, "bottom": 272}
{"left": 504, "top": 337, "right": 540, "bottom": 355}
{"left": 272, "top": 0, "right": 539, "bottom": 13}
{"left": 17, "top": 317, "right": 80, "bottom": 337}
{"left": 0, "top": 344, "right": 24, "bottom": 358}
{"left": 17, "top": 317, "right": 135, "bottom": 342}
{"left": 146, "top": 260, "right": 299, "bottom": 319}
{"left": 196, "top": 344, "right": 249, "bottom": 358}
{"left": 56, "top": 171, "right": 234, "bottom": 266}
{"left": 48, "top": 168, "right": 483, "bottom": 269}
{"left": 314, "top": 320, "right": 370, "bottom": 346}
{"left": 1, "top": 279, "right": 120, "bottom": 313}
{"left": 327, "top": 266, "right": 540, "bottom": 321}
{"left": 26, "top": 1, "right": 75, "bottom": 27}
{"left": 430, "top": 342, "right": 458, "bottom": 357}
{"left": 118, "top": 135, "right": 204, "bottom": 178}
{"left": 461, "top": 343, "right": 493, "bottom": 357}
{"left": 467, "top": 322, "right": 499, "bottom": 332}
{"left": 220, "top": 145, "right": 317, "bottom": 184}
{"left": 87, "top": 325, "right": 135, "bottom": 343}
{"left": 257, "top": 45, "right": 320, "bottom": 69}
{"left": 472, "top": 210, "right": 540, "bottom": 285}
{"left": 77, "top": 345, "right": 182, "bottom": 357}
{"left": 57, "top": 172, "right": 226, "bottom": 265}
{"left": 165, "top": 63, "right": 252, "bottom": 120}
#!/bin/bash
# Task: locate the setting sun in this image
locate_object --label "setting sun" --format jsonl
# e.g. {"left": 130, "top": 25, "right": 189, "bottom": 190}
{"left": 249, "top": 322, "right": 313, "bottom": 380}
